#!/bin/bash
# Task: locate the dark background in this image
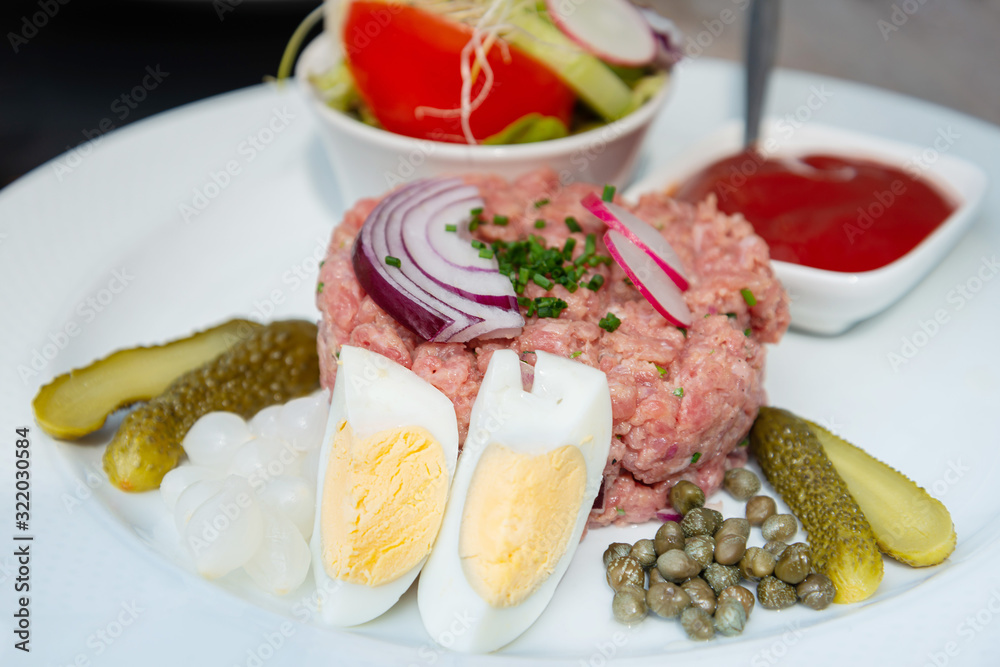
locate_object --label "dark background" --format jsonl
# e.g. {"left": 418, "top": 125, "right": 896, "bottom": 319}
{"left": 0, "top": 0, "right": 320, "bottom": 188}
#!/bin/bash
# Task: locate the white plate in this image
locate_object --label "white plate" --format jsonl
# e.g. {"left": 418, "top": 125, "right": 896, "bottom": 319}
{"left": 2, "top": 60, "right": 999, "bottom": 666}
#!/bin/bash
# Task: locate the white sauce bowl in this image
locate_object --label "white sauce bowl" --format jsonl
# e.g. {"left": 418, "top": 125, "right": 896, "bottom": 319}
{"left": 626, "top": 120, "right": 989, "bottom": 335}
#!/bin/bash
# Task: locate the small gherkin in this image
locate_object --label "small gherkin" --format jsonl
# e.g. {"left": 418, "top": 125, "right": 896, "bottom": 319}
{"left": 750, "top": 407, "right": 883, "bottom": 603}
{"left": 103, "top": 320, "right": 320, "bottom": 492}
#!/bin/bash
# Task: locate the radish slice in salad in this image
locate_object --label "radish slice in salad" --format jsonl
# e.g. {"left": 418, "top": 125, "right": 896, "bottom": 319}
{"left": 545, "top": 0, "right": 657, "bottom": 67}
{"left": 582, "top": 192, "right": 689, "bottom": 290}
{"left": 352, "top": 178, "right": 524, "bottom": 343}
{"left": 604, "top": 230, "right": 692, "bottom": 327}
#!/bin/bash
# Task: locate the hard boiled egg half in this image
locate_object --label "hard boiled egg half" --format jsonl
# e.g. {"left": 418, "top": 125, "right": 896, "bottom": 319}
{"left": 418, "top": 350, "right": 612, "bottom": 652}
{"left": 310, "top": 345, "right": 459, "bottom": 626}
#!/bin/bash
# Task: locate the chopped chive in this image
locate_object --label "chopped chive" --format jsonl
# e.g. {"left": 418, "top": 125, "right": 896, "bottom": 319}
{"left": 565, "top": 216, "right": 582, "bottom": 233}
{"left": 586, "top": 274, "right": 605, "bottom": 291}
{"left": 384, "top": 255, "right": 401, "bottom": 268}
{"left": 518, "top": 267, "right": 530, "bottom": 284}
{"left": 599, "top": 312, "right": 621, "bottom": 333}
{"left": 585, "top": 233, "right": 596, "bottom": 257}
{"left": 570, "top": 351, "right": 582, "bottom": 358}
{"left": 335, "top": 349, "right": 340, "bottom": 359}
{"left": 319, "top": 260, "right": 325, "bottom": 268}
{"left": 602, "top": 185, "right": 616, "bottom": 202}
{"left": 469, "top": 217, "right": 480, "bottom": 231}
{"left": 678, "top": 327, "right": 687, "bottom": 338}
{"left": 673, "top": 387, "right": 684, "bottom": 398}
{"left": 470, "top": 207, "right": 484, "bottom": 216}
{"left": 655, "top": 364, "right": 667, "bottom": 378}
{"left": 726, "top": 312, "right": 737, "bottom": 319}
{"left": 624, "top": 277, "right": 634, "bottom": 287}
{"left": 534, "top": 198, "right": 550, "bottom": 208}
{"left": 562, "top": 237, "right": 576, "bottom": 259}
{"left": 534, "top": 219, "right": 546, "bottom": 229}
{"left": 532, "top": 273, "right": 553, "bottom": 290}
{"left": 517, "top": 296, "right": 531, "bottom": 307}
{"left": 316, "top": 282, "right": 325, "bottom": 294}
{"left": 445, "top": 223, "right": 458, "bottom": 232}
{"left": 471, "top": 239, "right": 485, "bottom": 250}
{"left": 616, "top": 507, "right": 626, "bottom": 516}
{"left": 493, "top": 215, "right": 509, "bottom": 226}
{"left": 691, "top": 452, "right": 701, "bottom": 464}
{"left": 479, "top": 248, "right": 494, "bottom": 259}
{"left": 739, "top": 438, "right": 749, "bottom": 448}
{"left": 741, "top": 288, "right": 757, "bottom": 306}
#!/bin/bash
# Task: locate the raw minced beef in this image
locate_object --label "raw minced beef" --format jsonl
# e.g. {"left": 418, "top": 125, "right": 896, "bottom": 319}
{"left": 315, "top": 168, "right": 790, "bottom": 527}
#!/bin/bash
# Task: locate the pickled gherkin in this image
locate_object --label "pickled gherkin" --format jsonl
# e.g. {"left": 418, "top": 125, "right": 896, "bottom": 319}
{"left": 750, "top": 407, "right": 883, "bottom": 603}
{"left": 102, "top": 320, "right": 320, "bottom": 492}
{"left": 33, "top": 319, "right": 261, "bottom": 439}
{"left": 808, "top": 420, "right": 956, "bottom": 567}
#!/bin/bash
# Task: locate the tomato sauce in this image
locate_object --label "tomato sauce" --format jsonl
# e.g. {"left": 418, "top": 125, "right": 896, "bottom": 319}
{"left": 673, "top": 151, "right": 956, "bottom": 272}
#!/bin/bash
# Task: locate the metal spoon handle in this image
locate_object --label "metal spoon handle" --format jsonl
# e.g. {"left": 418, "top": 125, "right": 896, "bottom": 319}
{"left": 745, "top": 0, "right": 781, "bottom": 149}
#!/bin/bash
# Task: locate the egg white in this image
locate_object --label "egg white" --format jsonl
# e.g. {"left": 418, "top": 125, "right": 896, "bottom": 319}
{"left": 310, "top": 345, "right": 459, "bottom": 626}
{"left": 417, "top": 350, "right": 612, "bottom": 653}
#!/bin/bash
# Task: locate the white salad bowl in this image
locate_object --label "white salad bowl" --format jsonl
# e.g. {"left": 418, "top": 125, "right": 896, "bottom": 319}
{"left": 626, "top": 119, "right": 989, "bottom": 335}
{"left": 296, "top": 33, "right": 672, "bottom": 202}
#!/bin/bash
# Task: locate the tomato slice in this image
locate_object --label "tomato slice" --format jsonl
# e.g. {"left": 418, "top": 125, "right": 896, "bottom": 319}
{"left": 342, "top": 1, "right": 576, "bottom": 143}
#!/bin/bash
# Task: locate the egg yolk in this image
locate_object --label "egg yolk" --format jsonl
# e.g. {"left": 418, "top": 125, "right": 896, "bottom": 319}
{"left": 321, "top": 421, "right": 449, "bottom": 586}
{"left": 459, "top": 443, "right": 587, "bottom": 608}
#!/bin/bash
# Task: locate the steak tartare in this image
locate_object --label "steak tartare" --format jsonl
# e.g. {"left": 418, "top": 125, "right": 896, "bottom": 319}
{"left": 315, "top": 168, "right": 789, "bottom": 526}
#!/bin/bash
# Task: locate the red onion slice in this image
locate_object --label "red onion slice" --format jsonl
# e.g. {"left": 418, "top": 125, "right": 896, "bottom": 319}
{"left": 352, "top": 178, "right": 524, "bottom": 343}
{"left": 604, "top": 230, "right": 692, "bottom": 327}
{"left": 655, "top": 508, "right": 683, "bottom": 523}
{"left": 545, "top": 0, "right": 656, "bottom": 67}
{"left": 582, "top": 192, "right": 689, "bottom": 290}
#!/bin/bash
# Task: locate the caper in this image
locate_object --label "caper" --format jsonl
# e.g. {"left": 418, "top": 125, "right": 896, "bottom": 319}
{"left": 684, "top": 535, "right": 715, "bottom": 569}
{"left": 774, "top": 542, "right": 812, "bottom": 585}
{"left": 656, "top": 549, "right": 701, "bottom": 583}
{"left": 738, "top": 546, "right": 775, "bottom": 580}
{"left": 630, "top": 539, "right": 658, "bottom": 570}
{"left": 654, "top": 521, "right": 685, "bottom": 555}
{"left": 718, "top": 585, "right": 755, "bottom": 619}
{"left": 649, "top": 567, "right": 667, "bottom": 586}
{"left": 745, "top": 495, "right": 777, "bottom": 526}
{"left": 757, "top": 575, "right": 798, "bottom": 610}
{"left": 714, "top": 534, "right": 748, "bottom": 566}
{"left": 763, "top": 540, "right": 788, "bottom": 559}
{"left": 705, "top": 509, "right": 724, "bottom": 534}
{"left": 679, "top": 606, "right": 715, "bottom": 641}
{"left": 723, "top": 468, "right": 761, "bottom": 501}
{"left": 612, "top": 585, "right": 647, "bottom": 624}
{"left": 607, "top": 556, "right": 645, "bottom": 591}
{"left": 603, "top": 542, "right": 633, "bottom": 568}
{"left": 669, "top": 480, "right": 705, "bottom": 516}
{"left": 646, "top": 581, "right": 691, "bottom": 619}
{"left": 703, "top": 562, "right": 741, "bottom": 595}
{"left": 797, "top": 573, "right": 836, "bottom": 610}
{"left": 716, "top": 517, "right": 750, "bottom": 540}
{"left": 713, "top": 597, "right": 747, "bottom": 637}
{"left": 682, "top": 576, "right": 717, "bottom": 615}
{"left": 681, "top": 508, "right": 718, "bottom": 538}
{"left": 762, "top": 514, "right": 797, "bottom": 541}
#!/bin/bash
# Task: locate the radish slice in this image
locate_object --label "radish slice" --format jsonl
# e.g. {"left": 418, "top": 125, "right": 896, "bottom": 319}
{"left": 582, "top": 192, "right": 689, "bottom": 290}
{"left": 604, "top": 230, "right": 692, "bottom": 327}
{"left": 352, "top": 178, "right": 524, "bottom": 343}
{"left": 546, "top": 0, "right": 656, "bottom": 67}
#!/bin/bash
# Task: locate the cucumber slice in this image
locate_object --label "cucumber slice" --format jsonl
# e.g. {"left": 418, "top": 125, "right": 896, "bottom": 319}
{"left": 504, "top": 8, "right": 633, "bottom": 122}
